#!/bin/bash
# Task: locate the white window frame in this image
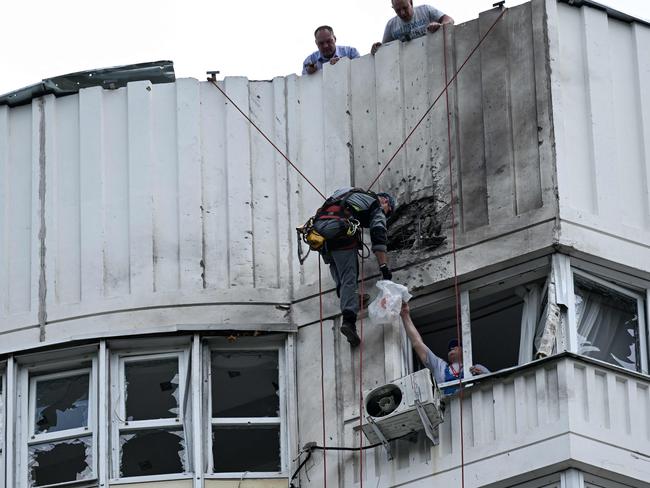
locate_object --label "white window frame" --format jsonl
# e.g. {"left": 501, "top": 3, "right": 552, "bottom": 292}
{"left": 18, "top": 358, "right": 98, "bottom": 488}
{"left": 109, "top": 348, "right": 192, "bottom": 483}
{"left": 570, "top": 267, "right": 648, "bottom": 374}
{"left": 204, "top": 336, "right": 287, "bottom": 479}
{"left": 408, "top": 257, "right": 553, "bottom": 387}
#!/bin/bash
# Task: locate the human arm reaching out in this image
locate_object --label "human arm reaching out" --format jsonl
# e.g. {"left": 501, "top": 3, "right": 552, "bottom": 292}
{"left": 399, "top": 302, "right": 429, "bottom": 365}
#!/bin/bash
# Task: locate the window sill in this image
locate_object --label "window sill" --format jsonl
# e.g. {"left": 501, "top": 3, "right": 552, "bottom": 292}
{"left": 109, "top": 473, "right": 194, "bottom": 485}
{"left": 204, "top": 473, "right": 286, "bottom": 479}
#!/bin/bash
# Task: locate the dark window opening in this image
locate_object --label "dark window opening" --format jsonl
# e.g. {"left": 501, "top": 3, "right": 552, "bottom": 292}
{"left": 211, "top": 351, "right": 279, "bottom": 418}
{"left": 125, "top": 358, "right": 179, "bottom": 421}
{"left": 29, "top": 438, "right": 92, "bottom": 487}
{"left": 120, "top": 429, "right": 185, "bottom": 477}
{"left": 412, "top": 301, "right": 459, "bottom": 373}
{"left": 212, "top": 425, "right": 280, "bottom": 472}
{"left": 470, "top": 290, "right": 524, "bottom": 372}
{"left": 34, "top": 374, "right": 89, "bottom": 434}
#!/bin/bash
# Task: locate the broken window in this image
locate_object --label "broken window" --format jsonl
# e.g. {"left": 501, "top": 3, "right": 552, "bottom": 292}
{"left": 29, "top": 438, "right": 92, "bottom": 487}
{"left": 27, "top": 369, "right": 94, "bottom": 487}
{"left": 120, "top": 429, "right": 185, "bottom": 477}
{"left": 574, "top": 272, "right": 647, "bottom": 372}
{"left": 412, "top": 274, "right": 551, "bottom": 386}
{"left": 209, "top": 350, "right": 282, "bottom": 473}
{"left": 114, "top": 353, "right": 187, "bottom": 479}
{"left": 470, "top": 281, "right": 548, "bottom": 371}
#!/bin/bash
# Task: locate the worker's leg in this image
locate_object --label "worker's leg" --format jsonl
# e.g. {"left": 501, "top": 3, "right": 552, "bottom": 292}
{"left": 329, "top": 249, "right": 361, "bottom": 346}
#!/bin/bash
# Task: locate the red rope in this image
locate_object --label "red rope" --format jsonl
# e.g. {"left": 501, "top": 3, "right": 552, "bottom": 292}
{"left": 442, "top": 22, "right": 464, "bottom": 488}
{"left": 366, "top": 8, "right": 507, "bottom": 192}
{"left": 208, "top": 79, "right": 326, "bottom": 200}
{"left": 358, "top": 254, "right": 365, "bottom": 486}
{"left": 318, "top": 259, "right": 327, "bottom": 488}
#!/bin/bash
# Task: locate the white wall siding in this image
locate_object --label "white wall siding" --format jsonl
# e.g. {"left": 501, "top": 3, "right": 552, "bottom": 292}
{"left": 552, "top": 2, "right": 650, "bottom": 271}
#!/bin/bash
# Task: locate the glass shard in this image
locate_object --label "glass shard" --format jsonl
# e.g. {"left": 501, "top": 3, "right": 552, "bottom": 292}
{"left": 212, "top": 425, "right": 280, "bottom": 473}
{"left": 29, "top": 437, "right": 92, "bottom": 487}
{"left": 34, "top": 373, "right": 89, "bottom": 434}
{"left": 211, "top": 351, "right": 279, "bottom": 417}
{"left": 575, "top": 279, "right": 639, "bottom": 371}
{"left": 120, "top": 429, "right": 185, "bottom": 477}
{"left": 125, "top": 358, "right": 179, "bottom": 420}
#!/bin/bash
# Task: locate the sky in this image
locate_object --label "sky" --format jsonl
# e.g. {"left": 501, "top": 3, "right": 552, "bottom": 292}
{"left": 1, "top": 0, "right": 649, "bottom": 95}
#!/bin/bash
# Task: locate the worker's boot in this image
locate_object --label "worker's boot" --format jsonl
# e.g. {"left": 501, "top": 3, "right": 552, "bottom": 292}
{"left": 340, "top": 313, "right": 361, "bottom": 347}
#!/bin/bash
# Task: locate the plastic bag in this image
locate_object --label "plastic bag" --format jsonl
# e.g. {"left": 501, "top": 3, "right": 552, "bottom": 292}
{"left": 368, "top": 280, "right": 412, "bottom": 325}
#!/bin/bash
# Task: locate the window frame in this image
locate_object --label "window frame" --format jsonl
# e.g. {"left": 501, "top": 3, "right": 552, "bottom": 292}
{"left": 204, "top": 336, "right": 287, "bottom": 479}
{"left": 109, "top": 347, "right": 192, "bottom": 483}
{"left": 408, "top": 258, "right": 553, "bottom": 387}
{"left": 18, "top": 357, "right": 98, "bottom": 488}
{"left": 570, "top": 267, "right": 648, "bottom": 374}
{"left": 407, "top": 253, "right": 650, "bottom": 387}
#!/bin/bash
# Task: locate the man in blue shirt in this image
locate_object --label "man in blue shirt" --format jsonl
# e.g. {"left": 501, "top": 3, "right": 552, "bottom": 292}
{"left": 399, "top": 302, "right": 489, "bottom": 394}
{"left": 303, "top": 26, "right": 360, "bottom": 75}
{"left": 371, "top": 1, "right": 454, "bottom": 55}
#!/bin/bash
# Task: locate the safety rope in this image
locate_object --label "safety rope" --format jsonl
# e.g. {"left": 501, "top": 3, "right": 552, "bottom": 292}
{"left": 366, "top": 7, "right": 508, "bottom": 192}
{"left": 442, "top": 22, "right": 466, "bottom": 488}
{"left": 208, "top": 79, "right": 326, "bottom": 200}
{"left": 318, "top": 259, "right": 327, "bottom": 488}
{"left": 358, "top": 248, "right": 366, "bottom": 486}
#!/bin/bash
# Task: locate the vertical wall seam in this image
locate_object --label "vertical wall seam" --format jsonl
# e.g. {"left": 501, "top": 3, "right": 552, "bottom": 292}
{"left": 580, "top": 8, "right": 599, "bottom": 215}
{"left": 223, "top": 82, "right": 232, "bottom": 288}
{"left": 451, "top": 25, "right": 465, "bottom": 233}
{"left": 37, "top": 99, "right": 47, "bottom": 341}
{"left": 506, "top": 13, "right": 519, "bottom": 216}
{"left": 248, "top": 83, "right": 257, "bottom": 288}
{"left": 631, "top": 26, "right": 650, "bottom": 230}
{"left": 0, "top": 107, "right": 9, "bottom": 316}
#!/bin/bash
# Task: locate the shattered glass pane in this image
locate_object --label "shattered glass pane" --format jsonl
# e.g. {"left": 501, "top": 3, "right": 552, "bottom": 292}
{"left": 575, "top": 279, "right": 640, "bottom": 371}
{"left": 211, "top": 351, "right": 279, "bottom": 417}
{"left": 120, "top": 429, "right": 185, "bottom": 477}
{"left": 212, "top": 425, "right": 280, "bottom": 472}
{"left": 125, "top": 358, "right": 179, "bottom": 420}
{"left": 34, "top": 373, "right": 89, "bottom": 434}
{"left": 29, "top": 436, "right": 93, "bottom": 487}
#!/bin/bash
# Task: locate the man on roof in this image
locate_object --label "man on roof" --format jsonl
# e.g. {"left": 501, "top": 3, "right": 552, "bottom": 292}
{"left": 312, "top": 188, "right": 396, "bottom": 347}
{"left": 303, "top": 26, "right": 360, "bottom": 75}
{"left": 371, "top": 1, "right": 454, "bottom": 55}
{"left": 399, "top": 302, "right": 489, "bottom": 394}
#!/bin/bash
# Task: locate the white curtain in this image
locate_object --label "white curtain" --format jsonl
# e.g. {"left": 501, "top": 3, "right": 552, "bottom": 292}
{"left": 517, "top": 284, "right": 541, "bottom": 365}
{"left": 575, "top": 286, "right": 638, "bottom": 371}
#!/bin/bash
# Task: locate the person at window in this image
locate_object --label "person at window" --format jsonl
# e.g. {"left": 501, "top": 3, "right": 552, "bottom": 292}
{"left": 399, "top": 302, "right": 489, "bottom": 394}
{"left": 371, "top": 1, "right": 454, "bottom": 55}
{"left": 303, "top": 25, "right": 360, "bottom": 75}
{"left": 312, "top": 188, "right": 396, "bottom": 347}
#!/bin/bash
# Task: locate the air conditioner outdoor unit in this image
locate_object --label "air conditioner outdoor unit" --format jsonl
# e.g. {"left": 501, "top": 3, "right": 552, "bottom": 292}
{"left": 360, "top": 368, "right": 444, "bottom": 459}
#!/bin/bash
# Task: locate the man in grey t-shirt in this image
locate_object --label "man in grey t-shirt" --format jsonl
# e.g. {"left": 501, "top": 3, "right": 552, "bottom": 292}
{"left": 371, "top": 0, "right": 454, "bottom": 54}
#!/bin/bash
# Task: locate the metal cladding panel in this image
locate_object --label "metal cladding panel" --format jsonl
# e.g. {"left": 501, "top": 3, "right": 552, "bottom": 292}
{"left": 0, "top": 1, "right": 555, "bottom": 347}
{"left": 552, "top": 2, "right": 650, "bottom": 270}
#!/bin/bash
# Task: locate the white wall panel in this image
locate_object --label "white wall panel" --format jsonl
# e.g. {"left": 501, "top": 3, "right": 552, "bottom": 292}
{"left": 553, "top": 3, "right": 650, "bottom": 267}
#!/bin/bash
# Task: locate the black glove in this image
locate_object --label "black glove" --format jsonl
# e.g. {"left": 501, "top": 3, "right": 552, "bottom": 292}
{"left": 380, "top": 264, "right": 392, "bottom": 281}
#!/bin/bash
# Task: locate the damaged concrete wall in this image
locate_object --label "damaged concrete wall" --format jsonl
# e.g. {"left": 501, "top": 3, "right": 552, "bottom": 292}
{"left": 0, "top": 1, "right": 556, "bottom": 353}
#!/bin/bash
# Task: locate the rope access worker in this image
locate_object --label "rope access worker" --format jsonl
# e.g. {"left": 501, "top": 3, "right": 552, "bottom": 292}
{"left": 399, "top": 302, "right": 489, "bottom": 394}
{"left": 312, "top": 187, "right": 396, "bottom": 347}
